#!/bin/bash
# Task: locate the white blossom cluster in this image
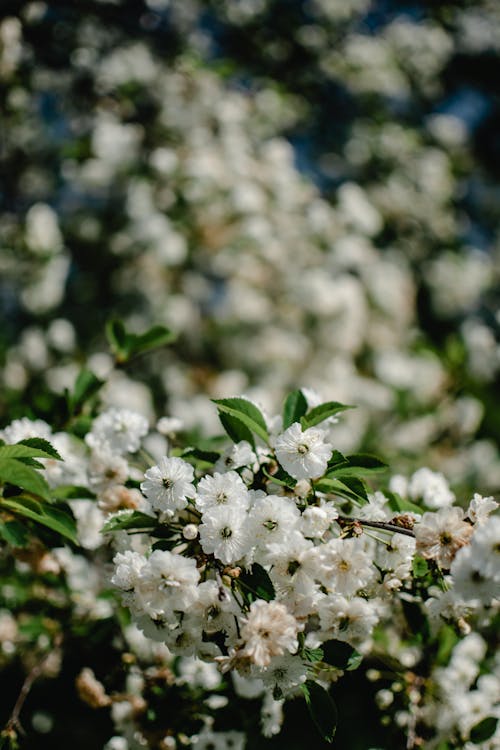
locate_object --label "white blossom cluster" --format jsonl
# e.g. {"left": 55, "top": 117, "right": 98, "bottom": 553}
{"left": 103, "top": 397, "right": 499, "bottom": 743}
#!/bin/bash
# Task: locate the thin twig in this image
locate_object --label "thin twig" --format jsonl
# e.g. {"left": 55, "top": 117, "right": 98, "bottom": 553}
{"left": 337, "top": 516, "right": 415, "bottom": 538}
{"left": 3, "top": 634, "right": 63, "bottom": 739}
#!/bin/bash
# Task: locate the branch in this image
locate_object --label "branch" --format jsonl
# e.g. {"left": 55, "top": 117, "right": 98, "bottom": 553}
{"left": 337, "top": 516, "right": 415, "bottom": 538}
{"left": 2, "top": 634, "right": 63, "bottom": 741}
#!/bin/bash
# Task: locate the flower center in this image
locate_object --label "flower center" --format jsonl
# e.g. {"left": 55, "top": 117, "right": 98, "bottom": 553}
{"left": 287, "top": 560, "right": 301, "bottom": 576}
{"left": 439, "top": 532, "right": 453, "bottom": 546}
{"left": 297, "top": 443, "right": 309, "bottom": 455}
{"left": 220, "top": 527, "right": 233, "bottom": 539}
{"left": 263, "top": 520, "right": 278, "bottom": 531}
{"left": 162, "top": 478, "right": 173, "bottom": 489}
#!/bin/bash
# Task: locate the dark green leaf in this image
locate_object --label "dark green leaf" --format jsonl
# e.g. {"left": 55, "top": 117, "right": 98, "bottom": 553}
{"left": 0, "top": 440, "right": 61, "bottom": 461}
{"left": 282, "top": 390, "right": 308, "bottom": 429}
{"left": 68, "top": 369, "right": 104, "bottom": 413}
{"left": 303, "top": 647, "right": 324, "bottom": 663}
{"left": 301, "top": 402, "right": 353, "bottom": 429}
{"left": 17, "top": 438, "right": 62, "bottom": 460}
{"left": 181, "top": 447, "right": 221, "bottom": 465}
{"left": 219, "top": 412, "right": 255, "bottom": 447}
{"left": 0, "top": 458, "right": 51, "bottom": 501}
{"left": 330, "top": 454, "right": 388, "bottom": 478}
{"left": 262, "top": 465, "right": 297, "bottom": 489}
{"left": 315, "top": 476, "right": 368, "bottom": 504}
{"left": 301, "top": 680, "right": 338, "bottom": 743}
{"left": 127, "top": 325, "right": 176, "bottom": 357}
{"left": 470, "top": 717, "right": 498, "bottom": 744}
{"left": 0, "top": 519, "right": 30, "bottom": 547}
{"left": 386, "top": 491, "right": 422, "bottom": 515}
{"left": 51, "top": 485, "right": 96, "bottom": 500}
{"left": 238, "top": 563, "right": 275, "bottom": 602}
{"left": 321, "top": 640, "right": 363, "bottom": 671}
{"left": 327, "top": 451, "right": 348, "bottom": 471}
{"left": 106, "top": 319, "right": 129, "bottom": 360}
{"left": 213, "top": 398, "right": 269, "bottom": 445}
{"left": 102, "top": 510, "right": 156, "bottom": 533}
{"left": 1, "top": 497, "right": 77, "bottom": 544}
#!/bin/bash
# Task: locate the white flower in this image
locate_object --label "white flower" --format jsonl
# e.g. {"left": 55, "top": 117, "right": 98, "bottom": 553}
{"left": 466, "top": 493, "right": 499, "bottom": 524}
{"left": 414, "top": 507, "right": 473, "bottom": 568}
{"left": 469, "top": 516, "right": 500, "bottom": 580}
{"left": 196, "top": 471, "right": 249, "bottom": 511}
{"left": 141, "top": 456, "right": 195, "bottom": 515}
{"left": 314, "top": 538, "right": 376, "bottom": 596}
{"left": 86, "top": 408, "right": 148, "bottom": 454}
{"left": 214, "top": 440, "right": 256, "bottom": 473}
{"left": 274, "top": 422, "right": 332, "bottom": 480}
{"left": 451, "top": 547, "right": 500, "bottom": 605}
{"left": 407, "top": 467, "right": 455, "bottom": 509}
{"left": 318, "top": 594, "right": 379, "bottom": 648}
{"left": 300, "top": 501, "right": 339, "bottom": 538}
{"left": 88, "top": 447, "right": 129, "bottom": 495}
{"left": 134, "top": 550, "right": 199, "bottom": 619}
{"left": 199, "top": 506, "right": 251, "bottom": 564}
{"left": 111, "top": 550, "right": 146, "bottom": 592}
{"left": 0, "top": 417, "right": 52, "bottom": 443}
{"left": 257, "top": 653, "right": 308, "bottom": 697}
{"left": 240, "top": 600, "right": 301, "bottom": 667}
{"left": 248, "top": 495, "right": 301, "bottom": 547}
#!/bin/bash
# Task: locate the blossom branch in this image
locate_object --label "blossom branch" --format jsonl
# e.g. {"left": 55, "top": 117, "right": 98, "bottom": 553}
{"left": 337, "top": 516, "right": 416, "bottom": 538}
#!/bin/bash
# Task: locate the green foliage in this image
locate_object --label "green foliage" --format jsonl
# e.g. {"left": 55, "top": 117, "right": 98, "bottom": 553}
{"left": 213, "top": 397, "right": 270, "bottom": 447}
{"left": 470, "top": 717, "right": 499, "bottom": 744}
{"left": 282, "top": 389, "right": 308, "bottom": 429}
{"left": 238, "top": 563, "right": 275, "bottom": 603}
{"left": 101, "top": 510, "right": 156, "bottom": 533}
{"left": 300, "top": 402, "right": 353, "bottom": 430}
{"left": 0, "top": 497, "right": 77, "bottom": 544}
{"left": 321, "top": 640, "right": 363, "bottom": 671}
{"left": 66, "top": 369, "right": 104, "bottom": 415}
{"left": 301, "top": 680, "right": 338, "bottom": 743}
{"left": 106, "top": 320, "right": 176, "bottom": 364}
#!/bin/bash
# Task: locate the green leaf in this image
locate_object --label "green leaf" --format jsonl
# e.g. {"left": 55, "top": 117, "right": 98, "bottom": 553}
{"left": 470, "top": 717, "right": 498, "bottom": 744}
{"left": 127, "top": 325, "right": 176, "bottom": 357}
{"left": 219, "top": 412, "right": 255, "bottom": 447}
{"left": 0, "top": 519, "right": 30, "bottom": 547}
{"left": 262, "top": 465, "right": 297, "bottom": 489}
{"left": 412, "top": 555, "right": 429, "bottom": 578}
{"left": 282, "top": 390, "right": 308, "bottom": 430}
{"left": 18, "top": 438, "right": 62, "bottom": 460}
{"left": 301, "top": 402, "right": 353, "bottom": 429}
{"left": 1, "top": 497, "right": 77, "bottom": 544}
{"left": 327, "top": 451, "right": 349, "bottom": 471}
{"left": 102, "top": 510, "right": 156, "bottom": 534}
{"left": 106, "top": 320, "right": 176, "bottom": 363}
{"left": 321, "top": 640, "right": 363, "bottom": 671}
{"left": 213, "top": 398, "right": 269, "bottom": 445}
{"left": 238, "top": 563, "right": 275, "bottom": 602}
{"left": 329, "top": 454, "right": 388, "bottom": 478}
{"left": 106, "top": 319, "right": 129, "bottom": 361}
{"left": 386, "top": 491, "right": 422, "bottom": 515}
{"left": 181, "top": 446, "right": 221, "bottom": 465}
{"left": 0, "top": 441, "right": 61, "bottom": 461}
{"left": 68, "top": 369, "right": 104, "bottom": 413}
{"left": 315, "top": 476, "right": 368, "bottom": 504}
{"left": 303, "top": 646, "right": 324, "bottom": 663}
{"left": 0, "top": 458, "right": 51, "bottom": 501}
{"left": 51, "top": 485, "right": 96, "bottom": 500}
{"left": 301, "top": 680, "right": 338, "bottom": 743}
